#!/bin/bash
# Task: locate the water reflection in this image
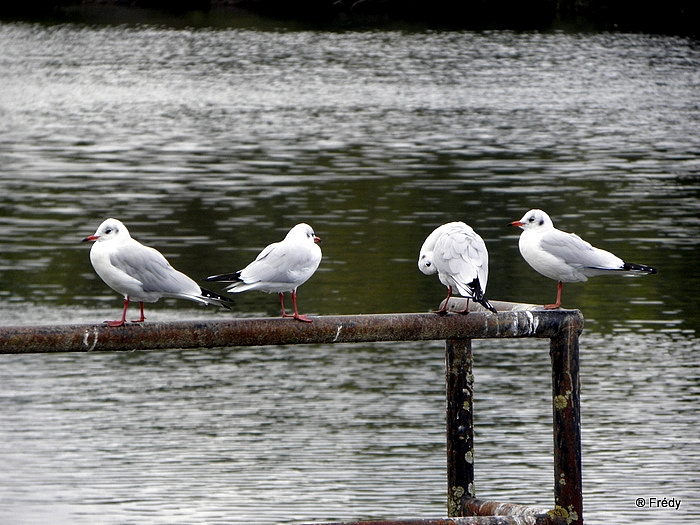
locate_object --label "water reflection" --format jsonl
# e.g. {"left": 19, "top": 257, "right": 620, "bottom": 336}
{"left": 0, "top": 20, "right": 698, "bottom": 525}
{"left": 0, "top": 334, "right": 697, "bottom": 524}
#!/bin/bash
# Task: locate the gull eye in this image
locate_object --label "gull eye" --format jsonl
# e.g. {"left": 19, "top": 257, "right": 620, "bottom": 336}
{"left": 104, "top": 227, "right": 112, "bottom": 234}
{"left": 528, "top": 216, "right": 536, "bottom": 223}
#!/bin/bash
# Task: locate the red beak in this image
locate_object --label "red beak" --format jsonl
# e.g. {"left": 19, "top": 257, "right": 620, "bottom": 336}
{"left": 314, "top": 236, "right": 321, "bottom": 243}
{"left": 82, "top": 234, "right": 99, "bottom": 243}
{"left": 509, "top": 221, "right": 524, "bottom": 227}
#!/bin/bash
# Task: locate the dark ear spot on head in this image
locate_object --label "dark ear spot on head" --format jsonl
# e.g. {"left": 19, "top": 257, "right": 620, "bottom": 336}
{"left": 539, "top": 219, "right": 544, "bottom": 225}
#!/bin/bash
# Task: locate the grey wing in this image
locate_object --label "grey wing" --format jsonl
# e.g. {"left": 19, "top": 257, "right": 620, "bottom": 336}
{"left": 540, "top": 230, "right": 623, "bottom": 270}
{"left": 110, "top": 244, "right": 199, "bottom": 295}
{"left": 239, "top": 242, "right": 283, "bottom": 284}
{"left": 239, "top": 241, "right": 314, "bottom": 284}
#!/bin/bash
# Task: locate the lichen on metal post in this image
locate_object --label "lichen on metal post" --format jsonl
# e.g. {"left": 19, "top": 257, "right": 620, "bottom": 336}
{"left": 445, "top": 338, "right": 474, "bottom": 517}
{"left": 549, "top": 317, "right": 584, "bottom": 525}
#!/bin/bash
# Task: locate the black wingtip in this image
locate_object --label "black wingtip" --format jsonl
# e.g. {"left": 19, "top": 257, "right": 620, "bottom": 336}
{"left": 623, "top": 262, "right": 658, "bottom": 275}
{"left": 200, "top": 287, "right": 234, "bottom": 309}
{"left": 468, "top": 277, "right": 498, "bottom": 314}
{"left": 478, "top": 298, "right": 498, "bottom": 314}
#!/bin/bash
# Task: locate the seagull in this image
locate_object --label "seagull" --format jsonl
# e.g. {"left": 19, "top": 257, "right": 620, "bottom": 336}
{"left": 83, "top": 218, "right": 232, "bottom": 327}
{"left": 206, "top": 223, "right": 322, "bottom": 323}
{"left": 418, "top": 221, "right": 497, "bottom": 314}
{"left": 509, "top": 209, "right": 657, "bottom": 309}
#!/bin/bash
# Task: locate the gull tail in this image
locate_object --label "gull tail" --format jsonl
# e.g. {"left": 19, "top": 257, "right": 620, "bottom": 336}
{"left": 205, "top": 271, "right": 251, "bottom": 293}
{"left": 622, "top": 262, "right": 657, "bottom": 275}
{"left": 206, "top": 271, "right": 243, "bottom": 283}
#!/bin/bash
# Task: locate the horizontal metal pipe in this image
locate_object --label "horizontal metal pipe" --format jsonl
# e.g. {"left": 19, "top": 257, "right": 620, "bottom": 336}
{"left": 463, "top": 497, "right": 553, "bottom": 520}
{"left": 306, "top": 517, "right": 553, "bottom": 525}
{"left": 0, "top": 300, "right": 583, "bottom": 354}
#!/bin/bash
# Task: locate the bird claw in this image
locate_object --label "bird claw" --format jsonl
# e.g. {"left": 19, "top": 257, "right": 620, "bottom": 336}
{"left": 283, "top": 312, "right": 313, "bottom": 323}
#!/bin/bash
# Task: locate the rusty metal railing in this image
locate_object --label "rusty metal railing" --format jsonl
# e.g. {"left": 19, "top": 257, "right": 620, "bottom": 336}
{"left": 0, "top": 299, "right": 584, "bottom": 525}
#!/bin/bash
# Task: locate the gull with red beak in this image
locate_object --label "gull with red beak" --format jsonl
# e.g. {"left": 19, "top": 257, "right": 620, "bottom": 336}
{"left": 206, "top": 223, "right": 322, "bottom": 323}
{"left": 509, "top": 209, "right": 657, "bottom": 309}
{"left": 83, "top": 218, "right": 231, "bottom": 327}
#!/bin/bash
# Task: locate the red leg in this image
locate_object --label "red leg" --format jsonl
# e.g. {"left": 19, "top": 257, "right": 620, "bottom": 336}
{"left": 106, "top": 298, "right": 129, "bottom": 327}
{"left": 279, "top": 292, "right": 291, "bottom": 318}
{"left": 545, "top": 281, "right": 563, "bottom": 310}
{"left": 131, "top": 302, "right": 146, "bottom": 323}
{"left": 457, "top": 297, "right": 471, "bottom": 315}
{"left": 434, "top": 286, "right": 453, "bottom": 315}
{"left": 290, "top": 289, "right": 312, "bottom": 323}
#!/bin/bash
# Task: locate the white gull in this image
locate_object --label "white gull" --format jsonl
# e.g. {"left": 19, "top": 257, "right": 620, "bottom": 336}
{"left": 206, "top": 223, "right": 322, "bottom": 323}
{"left": 510, "top": 209, "right": 657, "bottom": 309}
{"left": 419, "top": 221, "right": 497, "bottom": 314}
{"left": 83, "top": 218, "right": 231, "bottom": 327}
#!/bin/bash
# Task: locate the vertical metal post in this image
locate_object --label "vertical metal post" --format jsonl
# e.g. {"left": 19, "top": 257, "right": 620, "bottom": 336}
{"left": 445, "top": 338, "right": 474, "bottom": 517}
{"left": 550, "top": 320, "right": 583, "bottom": 524}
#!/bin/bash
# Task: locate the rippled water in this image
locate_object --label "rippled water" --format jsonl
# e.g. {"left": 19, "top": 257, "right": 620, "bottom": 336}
{"left": 0, "top": 18, "right": 698, "bottom": 525}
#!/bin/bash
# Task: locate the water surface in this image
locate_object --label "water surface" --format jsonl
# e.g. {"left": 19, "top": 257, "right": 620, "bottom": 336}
{"left": 0, "top": 20, "right": 698, "bottom": 525}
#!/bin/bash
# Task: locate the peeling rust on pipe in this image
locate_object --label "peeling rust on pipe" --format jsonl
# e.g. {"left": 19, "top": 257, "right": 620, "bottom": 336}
{"left": 0, "top": 300, "right": 583, "bottom": 354}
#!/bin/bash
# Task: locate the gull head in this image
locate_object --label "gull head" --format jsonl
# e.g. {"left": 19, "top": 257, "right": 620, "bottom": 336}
{"left": 82, "top": 218, "right": 130, "bottom": 243}
{"left": 418, "top": 223, "right": 454, "bottom": 276}
{"left": 418, "top": 252, "right": 436, "bottom": 275}
{"left": 509, "top": 209, "right": 553, "bottom": 231}
{"left": 287, "top": 223, "right": 321, "bottom": 244}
